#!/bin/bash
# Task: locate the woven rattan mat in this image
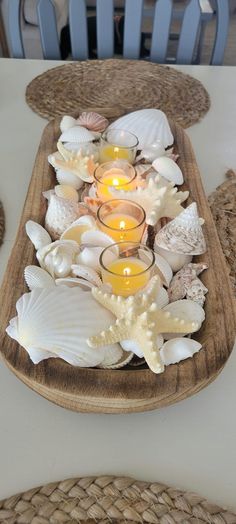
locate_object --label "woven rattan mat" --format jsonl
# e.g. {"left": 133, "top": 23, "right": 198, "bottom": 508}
{"left": 25, "top": 59, "right": 210, "bottom": 127}
{"left": 0, "top": 476, "right": 235, "bottom": 523}
{"left": 208, "top": 170, "right": 236, "bottom": 295}
{"left": 0, "top": 201, "right": 5, "bottom": 247}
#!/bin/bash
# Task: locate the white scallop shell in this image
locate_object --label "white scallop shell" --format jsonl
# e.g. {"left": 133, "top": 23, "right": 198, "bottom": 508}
{"left": 60, "top": 115, "right": 76, "bottom": 132}
{"left": 71, "top": 264, "right": 102, "bottom": 287}
{"left": 163, "top": 299, "right": 205, "bottom": 339}
{"left": 54, "top": 184, "right": 79, "bottom": 202}
{"left": 76, "top": 112, "right": 108, "bottom": 132}
{"left": 60, "top": 125, "right": 94, "bottom": 144}
{"left": 155, "top": 203, "right": 206, "bottom": 255}
{"left": 99, "top": 350, "right": 134, "bottom": 369}
{"left": 24, "top": 265, "right": 55, "bottom": 290}
{"left": 154, "top": 253, "right": 173, "bottom": 287}
{"left": 55, "top": 277, "right": 94, "bottom": 290}
{"left": 154, "top": 245, "right": 192, "bottom": 272}
{"left": 108, "top": 109, "right": 173, "bottom": 148}
{"left": 56, "top": 169, "right": 84, "bottom": 190}
{"left": 160, "top": 337, "right": 202, "bottom": 365}
{"left": 6, "top": 287, "right": 122, "bottom": 367}
{"left": 156, "top": 286, "right": 169, "bottom": 309}
{"left": 45, "top": 194, "right": 82, "bottom": 240}
{"left": 37, "top": 239, "right": 80, "bottom": 278}
{"left": 152, "top": 156, "right": 184, "bottom": 185}
{"left": 25, "top": 220, "right": 52, "bottom": 250}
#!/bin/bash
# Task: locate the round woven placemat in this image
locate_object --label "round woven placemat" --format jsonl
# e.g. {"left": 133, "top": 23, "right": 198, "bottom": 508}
{"left": 25, "top": 59, "right": 210, "bottom": 127}
{"left": 0, "top": 476, "right": 235, "bottom": 524}
{"left": 0, "top": 201, "right": 5, "bottom": 247}
{"left": 208, "top": 170, "right": 236, "bottom": 295}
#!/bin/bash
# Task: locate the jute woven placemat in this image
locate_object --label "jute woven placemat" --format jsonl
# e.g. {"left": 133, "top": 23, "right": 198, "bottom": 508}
{"left": 0, "top": 201, "right": 5, "bottom": 247}
{"left": 25, "top": 59, "right": 210, "bottom": 127}
{"left": 0, "top": 476, "right": 235, "bottom": 523}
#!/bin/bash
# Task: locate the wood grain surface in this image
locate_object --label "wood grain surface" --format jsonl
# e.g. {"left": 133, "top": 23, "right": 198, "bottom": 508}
{"left": 0, "top": 117, "right": 235, "bottom": 414}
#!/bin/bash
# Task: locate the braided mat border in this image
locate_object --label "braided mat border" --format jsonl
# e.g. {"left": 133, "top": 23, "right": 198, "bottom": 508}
{"left": 0, "top": 201, "right": 5, "bottom": 247}
{"left": 0, "top": 476, "right": 235, "bottom": 523}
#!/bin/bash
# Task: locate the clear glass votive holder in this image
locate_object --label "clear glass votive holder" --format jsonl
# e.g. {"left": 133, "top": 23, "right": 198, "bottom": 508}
{"left": 97, "top": 199, "right": 146, "bottom": 243}
{"left": 94, "top": 160, "right": 137, "bottom": 201}
{"left": 99, "top": 129, "right": 139, "bottom": 164}
{"left": 100, "top": 242, "right": 155, "bottom": 297}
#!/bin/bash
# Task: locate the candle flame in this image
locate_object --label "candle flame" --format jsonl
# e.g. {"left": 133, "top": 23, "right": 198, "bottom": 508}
{"left": 123, "top": 267, "right": 131, "bottom": 276}
{"left": 112, "top": 178, "right": 120, "bottom": 186}
{"left": 119, "top": 220, "right": 126, "bottom": 230}
{"left": 114, "top": 147, "right": 119, "bottom": 153}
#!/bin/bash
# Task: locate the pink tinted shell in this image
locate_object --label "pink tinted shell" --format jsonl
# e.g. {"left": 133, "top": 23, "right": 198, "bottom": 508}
{"left": 77, "top": 112, "right": 109, "bottom": 132}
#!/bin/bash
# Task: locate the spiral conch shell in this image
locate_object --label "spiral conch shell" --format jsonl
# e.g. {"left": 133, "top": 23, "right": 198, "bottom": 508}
{"left": 37, "top": 239, "right": 80, "bottom": 278}
{"left": 44, "top": 193, "right": 82, "bottom": 240}
{"left": 6, "top": 286, "right": 123, "bottom": 367}
{"left": 77, "top": 112, "right": 108, "bottom": 132}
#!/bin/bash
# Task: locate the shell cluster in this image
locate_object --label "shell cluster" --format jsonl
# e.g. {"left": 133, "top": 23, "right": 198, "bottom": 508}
{"left": 6, "top": 108, "right": 208, "bottom": 373}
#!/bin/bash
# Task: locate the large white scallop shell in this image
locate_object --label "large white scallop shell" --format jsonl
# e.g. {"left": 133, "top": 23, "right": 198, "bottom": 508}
{"left": 25, "top": 220, "right": 52, "bottom": 250}
{"left": 155, "top": 203, "right": 206, "bottom": 255}
{"left": 37, "top": 239, "right": 80, "bottom": 278}
{"left": 152, "top": 156, "right": 184, "bottom": 185}
{"left": 24, "top": 265, "right": 55, "bottom": 290}
{"left": 108, "top": 109, "right": 173, "bottom": 148}
{"left": 44, "top": 194, "right": 82, "bottom": 240}
{"left": 71, "top": 264, "right": 102, "bottom": 287}
{"left": 6, "top": 287, "right": 122, "bottom": 367}
{"left": 160, "top": 337, "right": 202, "bottom": 365}
{"left": 76, "top": 112, "right": 108, "bottom": 132}
{"left": 154, "top": 244, "right": 192, "bottom": 273}
{"left": 56, "top": 169, "right": 84, "bottom": 190}
{"left": 60, "top": 115, "right": 77, "bottom": 132}
{"left": 55, "top": 277, "right": 94, "bottom": 290}
{"left": 163, "top": 299, "right": 205, "bottom": 339}
{"left": 60, "top": 125, "right": 94, "bottom": 144}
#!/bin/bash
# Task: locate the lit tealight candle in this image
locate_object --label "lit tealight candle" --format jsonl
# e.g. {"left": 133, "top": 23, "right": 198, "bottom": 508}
{"left": 94, "top": 162, "right": 137, "bottom": 201}
{"left": 97, "top": 200, "right": 146, "bottom": 243}
{"left": 100, "top": 243, "right": 155, "bottom": 297}
{"left": 99, "top": 129, "right": 138, "bottom": 165}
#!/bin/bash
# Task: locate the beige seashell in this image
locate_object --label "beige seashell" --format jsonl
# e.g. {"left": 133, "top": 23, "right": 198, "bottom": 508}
{"left": 155, "top": 202, "right": 206, "bottom": 255}
{"left": 163, "top": 299, "right": 205, "bottom": 339}
{"left": 154, "top": 253, "right": 173, "bottom": 287}
{"left": 154, "top": 244, "right": 192, "bottom": 272}
{"left": 54, "top": 184, "right": 79, "bottom": 202}
{"left": 24, "top": 265, "right": 55, "bottom": 290}
{"left": 60, "top": 125, "right": 95, "bottom": 144}
{"left": 152, "top": 156, "right": 184, "bottom": 185}
{"left": 44, "top": 193, "right": 82, "bottom": 239}
{"left": 71, "top": 263, "right": 102, "bottom": 287}
{"left": 76, "top": 112, "right": 108, "bottom": 132}
{"left": 6, "top": 287, "right": 122, "bottom": 367}
{"left": 37, "top": 239, "right": 80, "bottom": 278}
{"left": 108, "top": 109, "right": 173, "bottom": 149}
{"left": 160, "top": 337, "right": 202, "bottom": 365}
{"left": 25, "top": 220, "right": 52, "bottom": 250}
{"left": 61, "top": 215, "right": 97, "bottom": 244}
{"left": 81, "top": 229, "right": 118, "bottom": 252}
{"left": 60, "top": 115, "right": 77, "bottom": 133}
{"left": 56, "top": 169, "right": 84, "bottom": 190}
{"left": 168, "top": 262, "right": 208, "bottom": 303}
{"left": 55, "top": 277, "right": 94, "bottom": 290}
{"left": 186, "top": 278, "right": 208, "bottom": 306}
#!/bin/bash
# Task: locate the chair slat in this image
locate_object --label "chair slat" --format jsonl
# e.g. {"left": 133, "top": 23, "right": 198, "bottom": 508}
{"left": 8, "top": 0, "right": 24, "bottom": 58}
{"left": 211, "top": 0, "right": 229, "bottom": 65}
{"left": 96, "top": 0, "right": 114, "bottom": 59}
{"left": 123, "top": 0, "right": 143, "bottom": 59}
{"left": 37, "top": 0, "right": 61, "bottom": 60}
{"left": 69, "top": 0, "right": 88, "bottom": 60}
{"left": 177, "top": 0, "right": 201, "bottom": 64}
{"left": 150, "top": 0, "right": 173, "bottom": 63}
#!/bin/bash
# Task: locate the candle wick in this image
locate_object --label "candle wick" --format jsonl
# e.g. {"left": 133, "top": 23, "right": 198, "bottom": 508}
{"left": 119, "top": 220, "right": 125, "bottom": 230}
{"left": 123, "top": 267, "right": 131, "bottom": 276}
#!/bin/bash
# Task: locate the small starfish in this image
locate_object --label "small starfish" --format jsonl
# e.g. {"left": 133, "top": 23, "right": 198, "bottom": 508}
{"left": 110, "top": 174, "right": 189, "bottom": 226}
{"left": 49, "top": 141, "right": 97, "bottom": 183}
{"left": 87, "top": 276, "right": 199, "bottom": 374}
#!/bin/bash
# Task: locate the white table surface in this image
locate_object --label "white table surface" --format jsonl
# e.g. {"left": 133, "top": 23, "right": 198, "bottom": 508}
{"left": 0, "top": 58, "right": 236, "bottom": 510}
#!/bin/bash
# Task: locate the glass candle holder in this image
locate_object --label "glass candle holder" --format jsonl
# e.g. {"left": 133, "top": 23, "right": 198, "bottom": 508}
{"left": 99, "top": 129, "right": 139, "bottom": 164}
{"left": 100, "top": 242, "right": 155, "bottom": 297}
{"left": 94, "top": 160, "right": 137, "bottom": 201}
{"left": 97, "top": 199, "right": 146, "bottom": 243}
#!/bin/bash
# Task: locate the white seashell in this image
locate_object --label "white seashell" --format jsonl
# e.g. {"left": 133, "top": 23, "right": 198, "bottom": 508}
{"left": 24, "top": 265, "right": 55, "bottom": 290}
{"left": 49, "top": 145, "right": 95, "bottom": 184}
{"left": 155, "top": 203, "right": 206, "bottom": 255}
{"left": 54, "top": 184, "right": 79, "bottom": 202}
{"left": 154, "top": 244, "right": 192, "bottom": 272}
{"left": 60, "top": 125, "right": 94, "bottom": 144}
{"left": 71, "top": 264, "right": 102, "bottom": 287}
{"left": 61, "top": 215, "right": 97, "bottom": 244}
{"left": 163, "top": 299, "right": 205, "bottom": 339}
{"left": 186, "top": 278, "right": 208, "bottom": 307}
{"left": 56, "top": 169, "right": 84, "bottom": 190}
{"left": 37, "top": 239, "right": 80, "bottom": 278}
{"left": 55, "top": 277, "right": 94, "bottom": 290}
{"left": 25, "top": 220, "right": 52, "bottom": 250}
{"left": 6, "top": 287, "right": 122, "bottom": 367}
{"left": 60, "top": 115, "right": 76, "bottom": 132}
{"left": 81, "top": 229, "right": 118, "bottom": 252}
{"left": 45, "top": 194, "right": 82, "bottom": 239}
{"left": 168, "top": 263, "right": 208, "bottom": 303}
{"left": 108, "top": 109, "right": 173, "bottom": 148}
{"left": 121, "top": 334, "right": 164, "bottom": 359}
{"left": 77, "top": 246, "right": 104, "bottom": 271}
{"left": 138, "top": 141, "right": 165, "bottom": 162}
{"left": 160, "top": 338, "right": 202, "bottom": 365}
{"left": 76, "top": 112, "right": 109, "bottom": 132}
{"left": 152, "top": 156, "right": 184, "bottom": 185}
{"left": 154, "top": 253, "right": 173, "bottom": 286}
{"left": 155, "top": 286, "right": 169, "bottom": 309}
{"left": 99, "top": 349, "right": 133, "bottom": 369}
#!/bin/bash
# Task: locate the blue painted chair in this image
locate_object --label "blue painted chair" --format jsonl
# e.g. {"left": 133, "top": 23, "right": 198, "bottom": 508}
{"left": 8, "top": 0, "right": 229, "bottom": 65}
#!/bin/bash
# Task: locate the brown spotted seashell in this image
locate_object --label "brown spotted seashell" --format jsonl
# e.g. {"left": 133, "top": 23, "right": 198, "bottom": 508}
{"left": 77, "top": 112, "right": 109, "bottom": 133}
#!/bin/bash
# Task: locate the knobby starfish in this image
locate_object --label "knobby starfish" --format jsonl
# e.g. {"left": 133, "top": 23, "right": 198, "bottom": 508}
{"left": 110, "top": 174, "right": 189, "bottom": 226}
{"left": 87, "top": 276, "right": 199, "bottom": 374}
{"left": 49, "top": 141, "right": 97, "bottom": 183}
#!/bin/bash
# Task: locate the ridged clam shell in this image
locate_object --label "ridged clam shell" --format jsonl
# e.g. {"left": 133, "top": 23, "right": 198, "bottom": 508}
{"left": 71, "top": 264, "right": 102, "bottom": 287}
{"left": 6, "top": 287, "right": 122, "bottom": 367}
{"left": 108, "top": 109, "right": 173, "bottom": 148}
{"left": 160, "top": 337, "right": 202, "bottom": 365}
{"left": 45, "top": 194, "right": 82, "bottom": 239}
{"left": 54, "top": 184, "right": 79, "bottom": 202}
{"left": 60, "top": 125, "right": 94, "bottom": 144}
{"left": 152, "top": 156, "right": 184, "bottom": 185}
{"left": 99, "top": 349, "right": 134, "bottom": 369}
{"left": 156, "top": 287, "right": 169, "bottom": 309}
{"left": 154, "top": 244, "right": 192, "bottom": 272}
{"left": 24, "top": 265, "right": 55, "bottom": 290}
{"left": 77, "top": 112, "right": 108, "bottom": 132}
{"left": 154, "top": 253, "right": 173, "bottom": 287}
{"left": 56, "top": 169, "right": 84, "bottom": 190}
{"left": 37, "top": 239, "right": 80, "bottom": 278}
{"left": 55, "top": 277, "right": 94, "bottom": 290}
{"left": 25, "top": 220, "right": 52, "bottom": 250}
{"left": 60, "top": 115, "right": 76, "bottom": 132}
{"left": 163, "top": 299, "right": 205, "bottom": 340}
{"left": 155, "top": 203, "right": 206, "bottom": 255}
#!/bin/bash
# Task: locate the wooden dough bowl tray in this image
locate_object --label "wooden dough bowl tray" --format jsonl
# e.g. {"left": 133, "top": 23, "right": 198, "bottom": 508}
{"left": 0, "top": 117, "right": 235, "bottom": 414}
